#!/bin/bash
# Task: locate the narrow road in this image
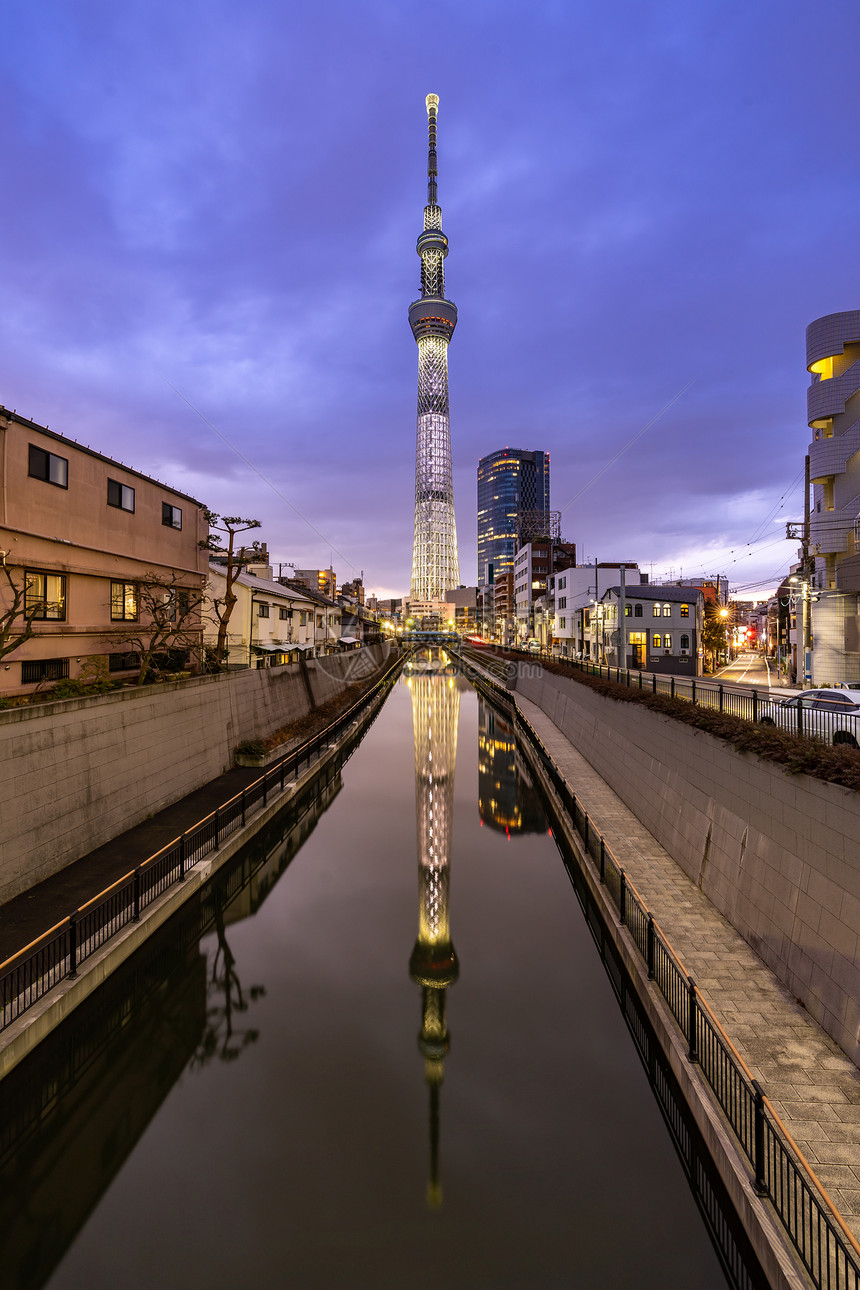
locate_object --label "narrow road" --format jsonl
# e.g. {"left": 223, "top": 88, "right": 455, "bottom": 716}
{"left": 710, "top": 650, "right": 791, "bottom": 690}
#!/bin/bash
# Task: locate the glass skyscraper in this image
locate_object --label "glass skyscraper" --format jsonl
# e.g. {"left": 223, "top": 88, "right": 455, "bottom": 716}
{"left": 476, "top": 448, "right": 550, "bottom": 583}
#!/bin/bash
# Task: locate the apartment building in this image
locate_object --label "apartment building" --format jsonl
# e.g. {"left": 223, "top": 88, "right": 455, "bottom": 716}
{"left": 205, "top": 565, "right": 319, "bottom": 667}
{"left": 0, "top": 409, "right": 207, "bottom": 696}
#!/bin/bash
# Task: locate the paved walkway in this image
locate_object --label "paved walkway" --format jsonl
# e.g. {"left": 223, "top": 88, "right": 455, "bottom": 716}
{"left": 0, "top": 763, "right": 266, "bottom": 964}
{"left": 515, "top": 691, "right": 860, "bottom": 1237}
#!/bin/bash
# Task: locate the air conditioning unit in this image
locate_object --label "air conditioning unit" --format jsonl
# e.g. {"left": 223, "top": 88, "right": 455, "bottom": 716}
{"left": 680, "top": 648, "right": 689, "bottom": 655}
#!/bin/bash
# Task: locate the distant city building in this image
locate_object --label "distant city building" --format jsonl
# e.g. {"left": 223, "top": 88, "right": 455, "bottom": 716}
{"left": 659, "top": 575, "right": 728, "bottom": 606}
{"left": 805, "top": 310, "right": 860, "bottom": 684}
{"left": 292, "top": 567, "right": 337, "bottom": 598}
{"left": 477, "top": 448, "right": 550, "bottom": 584}
{"left": 445, "top": 585, "right": 479, "bottom": 635}
{"left": 0, "top": 408, "right": 207, "bottom": 696}
{"left": 339, "top": 576, "right": 365, "bottom": 606}
{"left": 513, "top": 538, "right": 576, "bottom": 643}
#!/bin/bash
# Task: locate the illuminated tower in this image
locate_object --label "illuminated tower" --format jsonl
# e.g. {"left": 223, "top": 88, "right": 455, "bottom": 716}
{"left": 409, "top": 94, "right": 460, "bottom": 602}
{"left": 407, "top": 658, "right": 460, "bottom": 1205}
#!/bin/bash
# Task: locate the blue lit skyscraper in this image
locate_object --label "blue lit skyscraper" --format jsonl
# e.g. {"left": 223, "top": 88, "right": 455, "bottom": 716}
{"left": 476, "top": 448, "right": 550, "bottom": 583}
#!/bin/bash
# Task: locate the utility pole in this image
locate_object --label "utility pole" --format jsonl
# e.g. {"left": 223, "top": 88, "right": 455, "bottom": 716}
{"left": 802, "top": 453, "right": 812, "bottom": 688}
{"left": 618, "top": 564, "right": 626, "bottom": 669}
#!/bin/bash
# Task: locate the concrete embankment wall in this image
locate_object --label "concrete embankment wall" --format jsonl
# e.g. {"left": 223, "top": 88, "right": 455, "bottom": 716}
{"left": 514, "top": 664, "right": 860, "bottom": 1066}
{"left": 0, "top": 644, "right": 392, "bottom": 905}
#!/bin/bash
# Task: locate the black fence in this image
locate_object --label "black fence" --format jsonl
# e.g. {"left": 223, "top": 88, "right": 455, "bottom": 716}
{"left": 468, "top": 661, "right": 860, "bottom": 1290}
{"left": 0, "top": 653, "right": 403, "bottom": 1038}
{"left": 471, "top": 645, "right": 860, "bottom": 750}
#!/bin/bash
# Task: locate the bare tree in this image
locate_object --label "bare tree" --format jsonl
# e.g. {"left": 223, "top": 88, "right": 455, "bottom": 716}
{"left": 0, "top": 564, "right": 50, "bottom": 662}
{"left": 117, "top": 571, "right": 206, "bottom": 685}
{"left": 199, "top": 512, "right": 262, "bottom": 667}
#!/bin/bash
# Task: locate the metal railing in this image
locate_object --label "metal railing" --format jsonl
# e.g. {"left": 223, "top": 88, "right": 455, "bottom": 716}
{"left": 470, "top": 644, "right": 860, "bottom": 750}
{"left": 469, "top": 660, "right": 860, "bottom": 1290}
{"left": 0, "top": 653, "right": 402, "bottom": 1037}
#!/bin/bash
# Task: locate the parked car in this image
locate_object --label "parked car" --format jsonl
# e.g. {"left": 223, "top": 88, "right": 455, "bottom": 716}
{"left": 837, "top": 682, "right": 860, "bottom": 696}
{"left": 759, "top": 689, "right": 860, "bottom": 747}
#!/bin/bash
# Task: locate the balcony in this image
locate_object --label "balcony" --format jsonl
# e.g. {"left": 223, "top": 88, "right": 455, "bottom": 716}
{"left": 807, "top": 355, "right": 860, "bottom": 426}
{"left": 808, "top": 421, "right": 860, "bottom": 482}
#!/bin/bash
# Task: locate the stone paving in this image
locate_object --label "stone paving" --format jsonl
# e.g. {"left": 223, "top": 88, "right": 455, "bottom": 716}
{"left": 515, "top": 691, "right": 860, "bottom": 1237}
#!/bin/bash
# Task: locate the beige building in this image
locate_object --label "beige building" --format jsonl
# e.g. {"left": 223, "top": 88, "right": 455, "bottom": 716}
{"left": 0, "top": 408, "right": 208, "bottom": 696}
{"left": 205, "top": 565, "right": 336, "bottom": 667}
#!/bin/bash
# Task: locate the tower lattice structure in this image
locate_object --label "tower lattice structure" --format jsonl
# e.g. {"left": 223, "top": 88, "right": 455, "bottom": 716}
{"left": 409, "top": 94, "right": 460, "bottom": 602}
{"left": 407, "top": 659, "right": 460, "bottom": 1206}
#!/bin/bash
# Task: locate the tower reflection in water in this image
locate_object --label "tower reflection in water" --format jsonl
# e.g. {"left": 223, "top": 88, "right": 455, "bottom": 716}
{"left": 406, "top": 650, "right": 460, "bottom": 1208}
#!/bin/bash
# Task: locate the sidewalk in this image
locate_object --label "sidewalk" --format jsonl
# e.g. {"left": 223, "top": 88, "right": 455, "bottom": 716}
{"left": 0, "top": 764, "right": 265, "bottom": 965}
{"left": 515, "top": 690, "right": 860, "bottom": 1239}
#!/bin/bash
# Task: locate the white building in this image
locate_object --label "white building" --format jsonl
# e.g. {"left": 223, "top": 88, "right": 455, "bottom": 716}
{"left": 550, "top": 564, "right": 642, "bottom": 658}
{"left": 206, "top": 565, "right": 331, "bottom": 667}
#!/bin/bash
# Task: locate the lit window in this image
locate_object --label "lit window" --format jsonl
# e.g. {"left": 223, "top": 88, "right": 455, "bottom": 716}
{"left": 664, "top": 634, "right": 672, "bottom": 650}
{"left": 111, "top": 581, "right": 138, "bottom": 621}
{"left": 162, "top": 502, "right": 182, "bottom": 529}
{"left": 107, "top": 479, "right": 135, "bottom": 512}
{"left": 652, "top": 633, "right": 662, "bottom": 648}
{"left": 28, "top": 444, "right": 68, "bottom": 488}
{"left": 680, "top": 604, "right": 689, "bottom": 618}
{"left": 663, "top": 605, "right": 671, "bottom": 617}
{"left": 25, "top": 571, "right": 67, "bottom": 620}
{"left": 653, "top": 605, "right": 661, "bottom": 618}
{"left": 624, "top": 604, "right": 631, "bottom": 616}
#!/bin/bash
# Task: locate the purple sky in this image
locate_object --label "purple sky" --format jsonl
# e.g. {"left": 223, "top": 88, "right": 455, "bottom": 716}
{"left": 3, "top": 1, "right": 859, "bottom": 600}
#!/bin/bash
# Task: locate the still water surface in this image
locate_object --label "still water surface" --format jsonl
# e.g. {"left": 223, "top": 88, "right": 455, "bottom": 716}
{"left": 3, "top": 665, "right": 744, "bottom": 1288}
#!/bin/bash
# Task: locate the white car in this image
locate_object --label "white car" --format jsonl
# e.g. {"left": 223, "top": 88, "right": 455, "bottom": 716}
{"left": 759, "top": 689, "right": 860, "bottom": 747}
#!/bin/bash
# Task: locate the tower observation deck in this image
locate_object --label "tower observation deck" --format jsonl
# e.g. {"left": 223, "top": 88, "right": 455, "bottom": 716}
{"left": 409, "top": 94, "right": 460, "bottom": 602}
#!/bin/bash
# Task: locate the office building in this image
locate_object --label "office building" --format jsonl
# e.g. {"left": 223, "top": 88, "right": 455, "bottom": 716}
{"left": 477, "top": 448, "right": 550, "bottom": 584}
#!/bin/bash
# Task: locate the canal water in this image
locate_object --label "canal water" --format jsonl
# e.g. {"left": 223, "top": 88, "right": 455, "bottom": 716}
{"left": 1, "top": 657, "right": 766, "bottom": 1289}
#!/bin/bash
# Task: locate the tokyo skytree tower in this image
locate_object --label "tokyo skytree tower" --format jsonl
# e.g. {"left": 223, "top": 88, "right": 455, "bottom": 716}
{"left": 408, "top": 94, "right": 460, "bottom": 602}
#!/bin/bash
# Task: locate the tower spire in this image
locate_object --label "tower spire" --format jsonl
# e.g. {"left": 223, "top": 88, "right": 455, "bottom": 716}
{"left": 409, "top": 93, "right": 460, "bottom": 605}
{"left": 426, "top": 93, "right": 439, "bottom": 207}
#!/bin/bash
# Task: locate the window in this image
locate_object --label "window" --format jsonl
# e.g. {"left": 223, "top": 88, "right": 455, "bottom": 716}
{"left": 680, "top": 634, "right": 690, "bottom": 651}
{"left": 634, "top": 603, "right": 642, "bottom": 617}
{"left": 162, "top": 502, "right": 182, "bottom": 529}
{"left": 163, "top": 589, "right": 190, "bottom": 622}
{"left": 107, "top": 479, "right": 135, "bottom": 512}
{"left": 279, "top": 606, "right": 290, "bottom": 620}
{"left": 21, "top": 657, "right": 69, "bottom": 684}
{"left": 108, "top": 652, "right": 140, "bottom": 672}
{"left": 299, "top": 611, "right": 307, "bottom": 627}
{"left": 652, "top": 633, "right": 662, "bottom": 648}
{"left": 25, "top": 571, "right": 67, "bottom": 620}
{"left": 558, "top": 576, "right": 566, "bottom": 589}
{"left": 28, "top": 443, "right": 68, "bottom": 488}
{"left": 663, "top": 634, "right": 672, "bottom": 650}
{"left": 558, "top": 596, "right": 567, "bottom": 609}
{"left": 663, "top": 605, "right": 672, "bottom": 617}
{"left": 257, "top": 602, "right": 270, "bottom": 618}
{"left": 111, "top": 581, "right": 138, "bottom": 620}
{"left": 624, "top": 604, "right": 631, "bottom": 616}
{"left": 559, "top": 617, "right": 566, "bottom": 629}
{"left": 653, "top": 605, "right": 661, "bottom": 617}
{"left": 680, "top": 604, "right": 689, "bottom": 618}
